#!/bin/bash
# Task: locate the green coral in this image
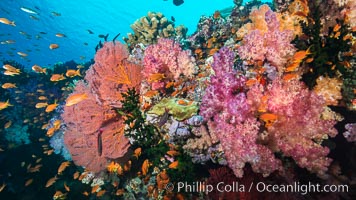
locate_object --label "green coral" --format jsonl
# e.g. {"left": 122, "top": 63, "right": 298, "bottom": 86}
{"left": 118, "top": 88, "right": 159, "bottom": 148}
{"left": 148, "top": 98, "right": 198, "bottom": 121}
{"left": 295, "top": 7, "right": 353, "bottom": 89}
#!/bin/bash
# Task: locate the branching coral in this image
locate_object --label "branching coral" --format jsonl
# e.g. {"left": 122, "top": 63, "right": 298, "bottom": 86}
{"left": 313, "top": 76, "right": 343, "bottom": 106}
{"left": 238, "top": 7, "right": 296, "bottom": 72}
{"left": 143, "top": 38, "right": 197, "bottom": 81}
{"left": 124, "top": 12, "right": 187, "bottom": 50}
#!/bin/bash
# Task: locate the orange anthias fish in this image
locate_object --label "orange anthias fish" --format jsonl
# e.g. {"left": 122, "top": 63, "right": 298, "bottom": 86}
{"left": 32, "top": 65, "right": 47, "bottom": 74}
{"left": 4, "top": 121, "right": 12, "bottom": 129}
{"left": 58, "top": 161, "right": 70, "bottom": 174}
{"left": 292, "top": 46, "right": 312, "bottom": 63}
{"left": 38, "top": 96, "right": 48, "bottom": 100}
{"left": 17, "top": 52, "right": 28, "bottom": 57}
{"left": 168, "top": 160, "right": 179, "bottom": 169}
{"left": 1, "top": 83, "right": 17, "bottom": 89}
{"left": 55, "top": 33, "right": 66, "bottom": 37}
{"left": 133, "top": 147, "right": 141, "bottom": 159}
{"left": 49, "top": 43, "right": 59, "bottom": 49}
{"left": 45, "top": 175, "right": 58, "bottom": 187}
{"left": 283, "top": 73, "right": 299, "bottom": 81}
{"left": 148, "top": 73, "right": 165, "bottom": 83}
{"left": 141, "top": 159, "right": 150, "bottom": 176}
{"left": 53, "top": 120, "right": 61, "bottom": 130}
{"left": 0, "top": 18, "right": 15, "bottom": 26}
{"left": 260, "top": 113, "right": 278, "bottom": 127}
{"left": 285, "top": 62, "right": 300, "bottom": 72}
{"left": 35, "top": 102, "right": 48, "bottom": 108}
{"left": 3, "top": 70, "right": 20, "bottom": 76}
{"left": 45, "top": 100, "right": 58, "bottom": 112}
{"left": 3, "top": 64, "right": 20, "bottom": 73}
{"left": 65, "top": 93, "right": 88, "bottom": 106}
{"left": 65, "top": 69, "right": 81, "bottom": 78}
{"left": 50, "top": 74, "right": 66, "bottom": 82}
{"left": 0, "top": 100, "right": 13, "bottom": 110}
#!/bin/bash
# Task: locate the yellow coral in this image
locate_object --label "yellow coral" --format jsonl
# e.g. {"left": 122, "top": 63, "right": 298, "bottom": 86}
{"left": 313, "top": 76, "right": 343, "bottom": 106}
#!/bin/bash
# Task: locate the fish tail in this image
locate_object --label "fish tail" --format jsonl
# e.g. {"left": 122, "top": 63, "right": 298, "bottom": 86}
{"left": 104, "top": 34, "right": 109, "bottom": 41}
{"left": 11, "top": 21, "right": 16, "bottom": 26}
{"left": 76, "top": 69, "right": 81, "bottom": 76}
{"left": 43, "top": 68, "right": 47, "bottom": 74}
{"left": 6, "top": 100, "right": 13, "bottom": 106}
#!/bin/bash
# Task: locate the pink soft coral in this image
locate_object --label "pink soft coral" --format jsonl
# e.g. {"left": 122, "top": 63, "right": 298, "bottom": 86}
{"left": 143, "top": 38, "right": 196, "bottom": 80}
{"left": 238, "top": 8, "right": 296, "bottom": 72}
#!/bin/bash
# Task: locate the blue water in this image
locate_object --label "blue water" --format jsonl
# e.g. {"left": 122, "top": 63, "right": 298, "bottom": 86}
{"left": 0, "top": 0, "right": 241, "bottom": 67}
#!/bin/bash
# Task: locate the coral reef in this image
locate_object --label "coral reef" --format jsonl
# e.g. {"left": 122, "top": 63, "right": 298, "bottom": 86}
{"left": 124, "top": 12, "right": 187, "bottom": 50}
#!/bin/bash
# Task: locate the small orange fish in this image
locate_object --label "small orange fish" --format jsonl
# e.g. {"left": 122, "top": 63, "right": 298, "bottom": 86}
{"left": 293, "top": 46, "right": 311, "bottom": 63}
{"left": 64, "top": 182, "right": 70, "bottom": 192}
{"left": 169, "top": 160, "right": 179, "bottom": 169}
{"left": 50, "top": 74, "right": 66, "bottom": 82}
{"left": 65, "top": 69, "right": 81, "bottom": 78}
{"left": 25, "top": 179, "right": 33, "bottom": 187}
{"left": 3, "top": 70, "right": 20, "bottom": 76}
{"left": 91, "top": 185, "right": 100, "bottom": 193}
{"left": 38, "top": 96, "right": 48, "bottom": 100}
{"left": 35, "top": 102, "right": 48, "bottom": 108}
{"left": 39, "top": 137, "right": 46, "bottom": 142}
{"left": 167, "top": 150, "right": 180, "bottom": 157}
{"left": 53, "top": 120, "right": 61, "bottom": 130}
{"left": 65, "top": 93, "right": 88, "bottom": 106}
{"left": 165, "top": 81, "right": 175, "bottom": 88}
{"left": 305, "top": 57, "right": 314, "bottom": 63}
{"left": 133, "top": 148, "right": 141, "bottom": 159}
{"left": 148, "top": 73, "right": 165, "bottom": 83}
{"left": 245, "top": 79, "right": 258, "bottom": 87}
{"left": 82, "top": 191, "right": 89, "bottom": 196}
{"left": 45, "top": 100, "right": 58, "bottom": 112}
{"left": 282, "top": 73, "right": 298, "bottom": 81}
{"left": 260, "top": 113, "right": 278, "bottom": 127}
{"left": 32, "top": 65, "right": 47, "bottom": 74}
{"left": 96, "top": 190, "right": 106, "bottom": 197}
{"left": 177, "top": 99, "right": 188, "bottom": 106}
{"left": 46, "top": 127, "right": 56, "bottom": 137}
{"left": 0, "top": 18, "right": 15, "bottom": 26}
{"left": 37, "top": 89, "right": 45, "bottom": 93}
{"left": 58, "top": 161, "right": 70, "bottom": 175}
{"left": 4, "top": 121, "right": 12, "bottom": 129}
{"left": 0, "top": 100, "right": 12, "bottom": 110}
{"left": 285, "top": 62, "right": 300, "bottom": 72}
{"left": 339, "top": 61, "right": 351, "bottom": 68}
{"left": 343, "top": 34, "right": 353, "bottom": 41}
{"left": 3, "top": 64, "right": 20, "bottom": 72}
{"left": 143, "top": 90, "right": 158, "bottom": 98}
{"left": 333, "top": 24, "right": 341, "bottom": 32}
{"left": 334, "top": 31, "right": 341, "bottom": 39}
{"left": 124, "top": 160, "right": 131, "bottom": 172}
{"left": 1, "top": 83, "right": 17, "bottom": 89}
{"left": 53, "top": 191, "right": 66, "bottom": 199}
{"left": 45, "top": 175, "right": 58, "bottom": 187}
{"left": 73, "top": 171, "right": 80, "bottom": 179}
{"left": 116, "top": 189, "right": 125, "bottom": 196}
{"left": 45, "top": 149, "right": 54, "bottom": 155}
{"left": 142, "top": 159, "right": 150, "bottom": 176}
{"left": 49, "top": 43, "right": 59, "bottom": 49}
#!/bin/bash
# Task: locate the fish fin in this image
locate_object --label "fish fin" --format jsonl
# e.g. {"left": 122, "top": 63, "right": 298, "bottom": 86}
{"left": 104, "top": 34, "right": 109, "bottom": 41}
{"left": 6, "top": 100, "right": 13, "bottom": 106}
{"left": 76, "top": 69, "right": 82, "bottom": 77}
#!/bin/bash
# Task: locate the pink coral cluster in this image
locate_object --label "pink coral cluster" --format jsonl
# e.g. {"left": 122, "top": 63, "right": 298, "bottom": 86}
{"left": 62, "top": 42, "right": 138, "bottom": 173}
{"left": 143, "top": 38, "right": 197, "bottom": 83}
{"left": 200, "top": 47, "right": 281, "bottom": 177}
{"left": 238, "top": 7, "right": 296, "bottom": 72}
{"left": 248, "top": 79, "right": 338, "bottom": 176}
